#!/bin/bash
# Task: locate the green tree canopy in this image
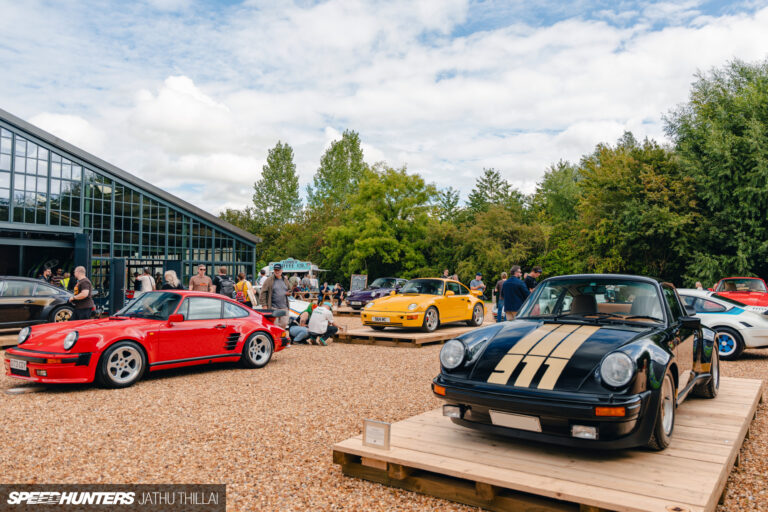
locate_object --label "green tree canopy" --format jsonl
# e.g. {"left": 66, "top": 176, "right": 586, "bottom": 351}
{"left": 666, "top": 58, "right": 768, "bottom": 283}
{"left": 252, "top": 141, "right": 301, "bottom": 228}
{"left": 306, "top": 130, "right": 367, "bottom": 210}
{"left": 466, "top": 168, "right": 524, "bottom": 213}
{"left": 321, "top": 165, "right": 436, "bottom": 278}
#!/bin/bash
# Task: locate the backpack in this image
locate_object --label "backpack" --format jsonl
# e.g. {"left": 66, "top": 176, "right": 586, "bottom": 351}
{"left": 218, "top": 276, "right": 236, "bottom": 298}
{"left": 235, "top": 280, "right": 248, "bottom": 302}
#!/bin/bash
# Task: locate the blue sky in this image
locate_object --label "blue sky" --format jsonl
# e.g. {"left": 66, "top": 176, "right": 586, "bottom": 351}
{"left": 1, "top": 0, "right": 767, "bottom": 213}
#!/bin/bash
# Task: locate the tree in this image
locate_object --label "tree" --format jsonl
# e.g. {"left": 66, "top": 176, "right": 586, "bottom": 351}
{"left": 252, "top": 141, "right": 301, "bottom": 227}
{"left": 466, "top": 168, "right": 524, "bottom": 213}
{"left": 665, "top": 58, "right": 768, "bottom": 283}
{"left": 322, "top": 165, "right": 436, "bottom": 278}
{"left": 306, "top": 130, "right": 367, "bottom": 210}
{"left": 434, "top": 186, "right": 461, "bottom": 222}
{"left": 532, "top": 160, "right": 580, "bottom": 223}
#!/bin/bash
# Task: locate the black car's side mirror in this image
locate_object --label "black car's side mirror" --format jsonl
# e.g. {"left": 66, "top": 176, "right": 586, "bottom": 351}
{"left": 681, "top": 316, "right": 701, "bottom": 329}
{"left": 684, "top": 305, "right": 696, "bottom": 316}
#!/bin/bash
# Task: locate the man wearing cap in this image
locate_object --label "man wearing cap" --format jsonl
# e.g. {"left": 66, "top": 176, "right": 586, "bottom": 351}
{"left": 259, "top": 263, "right": 291, "bottom": 328}
{"left": 469, "top": 272, "right": 486, "bottom": 297}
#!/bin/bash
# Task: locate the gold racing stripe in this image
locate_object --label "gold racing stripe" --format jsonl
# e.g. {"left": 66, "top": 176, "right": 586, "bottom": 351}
{"left": 527, "top": 324, "right": 581, "bottom": 357}
{"left": 549, "top": 325, "right": 601, "bottom": 359}
{"left": 537, "top": 358, "right": 571, "bottom": 390}
{"left": 513, "top": 355, "right": 546, "bottom": 387}
{"left": 486, "top": 324, "right": 557, "bottom": 385}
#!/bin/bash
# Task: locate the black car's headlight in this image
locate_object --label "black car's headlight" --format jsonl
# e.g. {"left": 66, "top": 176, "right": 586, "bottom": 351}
{"left": 440, "top": 339, "right": 466, "bottom": 370}
{"left": 63, "top": 331, "right": 79, "bottom": 351}
{"left": 600, "top": 352, "right": 635, "bottom": 388}
{"left": 18, "top": 327, "right": 30, "bottom": 345}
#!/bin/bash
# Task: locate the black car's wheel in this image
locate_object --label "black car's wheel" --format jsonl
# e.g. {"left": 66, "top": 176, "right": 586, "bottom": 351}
{"left": 370, "top": 325, "right": 386, "bottom": 331}
{"left": 241, "top": 332, "right": 273, "bottom": 369}
{"left": 422, "top": 307, "right": 439, "bottom": 333}
{"left": 50, "top": 305, "right": 74, "bottom": 322}
{"left": 467, "top": 303, "right": 484, "bottom": 326}
{"left": 693, "top": 348, "right": 719, "bottom": 399}
{"left": 647, "top": 369, "right": 675, "bottom": 451}
{"left": 715, "top": 327, "right": 744, "bottom": 360}
{"left": 96, "top": 341, "right": 146, "bottom": 388}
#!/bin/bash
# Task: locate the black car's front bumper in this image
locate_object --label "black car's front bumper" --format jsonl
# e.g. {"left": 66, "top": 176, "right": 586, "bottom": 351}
{"left": 433, "top": 375, "right": 660, "bottom": 449}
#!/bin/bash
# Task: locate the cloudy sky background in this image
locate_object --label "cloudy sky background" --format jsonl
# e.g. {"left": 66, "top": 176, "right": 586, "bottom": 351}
{"left": 1, "top": 0, "right": 768, "bottom": 214}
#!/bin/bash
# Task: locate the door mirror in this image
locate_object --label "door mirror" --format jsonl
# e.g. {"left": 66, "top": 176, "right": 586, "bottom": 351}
{"left": 390, "top": 290, "right": 396, "bottom": 296}
{"left": 685, "top": 305, "right": 696, "bottom": 316}
{"left": 445, "top": 290, "right": 455, "bottom": 297}
{"left": 470, "top": 290, "right": 482, "bottom": 297}
{"left": 707, "top": 287, "right": 714, "bottom": 291}
{"left": 167, "top": 314, "right": 184, "bottom": 324}
{"left": 681, "top": 316, "right": 701, "bottom": 329}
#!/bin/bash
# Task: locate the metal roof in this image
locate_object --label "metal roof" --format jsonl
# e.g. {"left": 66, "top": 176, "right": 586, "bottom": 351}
{"left": 0, "top": 107, "right": 261, "bottom": 245}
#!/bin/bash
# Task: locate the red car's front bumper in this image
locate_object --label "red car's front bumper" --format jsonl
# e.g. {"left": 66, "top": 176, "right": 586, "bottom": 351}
{"left": 3, "top": 348, "right": 95, "bottom": 384}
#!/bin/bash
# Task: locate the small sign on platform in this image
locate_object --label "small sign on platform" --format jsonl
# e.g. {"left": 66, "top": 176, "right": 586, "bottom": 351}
{"left": 363, "top": 419, "right": 391, "bottom": 450}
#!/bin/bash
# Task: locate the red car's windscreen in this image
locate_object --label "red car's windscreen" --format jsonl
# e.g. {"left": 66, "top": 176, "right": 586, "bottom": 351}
{"left": 715, "top": 279, "right": 767, "bottom": 293}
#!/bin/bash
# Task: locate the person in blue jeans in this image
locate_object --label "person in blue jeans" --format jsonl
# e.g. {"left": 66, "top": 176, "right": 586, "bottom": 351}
{"left": 502, "top": 265, "right": 530, "bottom": 321}
{"left": 494, "top": 271, "right": 507, "bottom": 322}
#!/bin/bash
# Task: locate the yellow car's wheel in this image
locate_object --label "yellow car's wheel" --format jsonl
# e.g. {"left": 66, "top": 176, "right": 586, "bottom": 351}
{"left": 467, "top": 303, "right": 484, "bottom": 326}
{"left": 422, "top": 307, "right": 439, "bottom": 333}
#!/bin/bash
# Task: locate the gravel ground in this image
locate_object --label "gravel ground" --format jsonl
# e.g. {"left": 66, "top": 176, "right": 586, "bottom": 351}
{"left": 1, "top": 320, "right": 766, "bottom": 511}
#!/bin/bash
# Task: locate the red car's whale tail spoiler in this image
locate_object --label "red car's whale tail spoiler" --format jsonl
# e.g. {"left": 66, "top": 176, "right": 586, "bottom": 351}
{"left": 251, "top": 308, "right": 288, "bottom": 319}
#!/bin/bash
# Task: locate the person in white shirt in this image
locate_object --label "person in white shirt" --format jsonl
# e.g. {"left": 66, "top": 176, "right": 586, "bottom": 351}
{"left": 136, "top": 267, "right": 156, "bottom": 295}
{"left": 307, "top": 301, "right": 339, "bottom": 345}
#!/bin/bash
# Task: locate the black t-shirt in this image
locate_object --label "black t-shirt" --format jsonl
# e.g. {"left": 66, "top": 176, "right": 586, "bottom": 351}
{"left": 524, "top": 275, "right": 537, "bottom": 291}
{"left": 73, "top": 278, "right": 95, "bottom": 310}
{"left": 161, "top": 283, "right": 184, "bottom": 290}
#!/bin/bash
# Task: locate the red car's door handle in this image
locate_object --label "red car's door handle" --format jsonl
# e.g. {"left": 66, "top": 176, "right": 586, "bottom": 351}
{"left": 214, "top": 324, "right": 227, "bottom": 329}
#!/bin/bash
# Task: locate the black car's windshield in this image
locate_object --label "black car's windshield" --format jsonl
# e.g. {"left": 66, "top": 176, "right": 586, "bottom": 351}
{"left": 715, "top": 278, "right": 767, "bottom": 293}
{"left": 518, "top": 277, "right": 665, "bottom": 325}
{"left": 370, "top": 278, "right": 395, "bottom": 289}
{"left": 115, "top": 292, "right": 182, "bottom": 320}
{"left": 400, "top": 279, "right": 445, "bottom": 295}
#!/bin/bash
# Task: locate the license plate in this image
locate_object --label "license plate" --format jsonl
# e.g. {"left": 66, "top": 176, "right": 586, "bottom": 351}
{"left": 489, "top": 410, "right": 542, "bottom": 432}
{"left": 10, "top": 359, "right": 27, "bottom": 371}
{"left": 350, "top": 301, "right": 361, "bottom": 305}
{"left": 372, "top": 316, "right": 390, "bottom": 323}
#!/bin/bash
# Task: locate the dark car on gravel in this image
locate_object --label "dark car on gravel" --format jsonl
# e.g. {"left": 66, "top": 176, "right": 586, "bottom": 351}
{"left": 346, "top": 277, "right": 408, "bottom": 309}
{"left": 0, "top": 276, "right": 75, "bottom": 328}
{"left": 432, "top": 274, "right": 719, "bottom": 450}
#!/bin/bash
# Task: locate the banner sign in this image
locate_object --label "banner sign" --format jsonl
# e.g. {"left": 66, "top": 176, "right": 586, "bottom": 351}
{"left": 269, "top": 258, "right": 312, "bottom": 273}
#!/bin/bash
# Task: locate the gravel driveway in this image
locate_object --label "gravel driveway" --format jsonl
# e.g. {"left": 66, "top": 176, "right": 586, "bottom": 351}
{"left": 1, "top": 323, "right": 765, "bottom": 511}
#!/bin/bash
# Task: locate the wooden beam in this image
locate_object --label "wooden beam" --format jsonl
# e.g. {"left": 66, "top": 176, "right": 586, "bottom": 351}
{"left": 475, "top": 481, "right": 496, "bottom": 501}
{"left": 387, "top": 463, "right": 412, "bottom": 480}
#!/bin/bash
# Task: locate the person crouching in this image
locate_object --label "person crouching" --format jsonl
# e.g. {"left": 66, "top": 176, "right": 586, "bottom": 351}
{"left": 307, "top": 301, "right": 339, "bottom": 346}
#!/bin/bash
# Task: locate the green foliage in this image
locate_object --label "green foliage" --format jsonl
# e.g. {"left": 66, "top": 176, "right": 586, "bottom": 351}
{"left": 251, "top": 141, "right": 301, "bottom": 228}
{"left": 321, "top": 165, "right": 436, "bottom": 279}
{"left": 467, "top": 168, "right": 524, "bottom": 214}
{"left": 532, "top": 160, "right": 581, "bottom": 223}
{"left": 306, "top": 130, "right": 367, "bottom": 210}
{"left": 434, "top": 187, "right": 461, "bottom": 222}
{"left": 666, "top": 58, "right": 768, "bottom": 283}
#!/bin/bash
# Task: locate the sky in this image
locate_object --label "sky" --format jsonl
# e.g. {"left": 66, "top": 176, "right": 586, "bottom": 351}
{"left": 1, "top": 0, "right": 767, "bottom": 215}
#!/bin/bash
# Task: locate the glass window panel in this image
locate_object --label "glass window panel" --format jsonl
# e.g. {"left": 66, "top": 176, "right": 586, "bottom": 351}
{"left": 25, "top": 174, "right": 35, "bottom": 192}
{"left": 15, "top": 139, "right": 26, "bottom": 156}
{"left": 0, "top": 154, "right": 9, "bottom": 170}
{"left": 15, "top": 156, "right": 25, "bottom": 172}
{"left": 51, "top": 153, "right": 60, "bottom": 163}
{"left": 37, "top": 159, "right": 47, "bottom": 175}
{"left": 50, "top": 179, "right": 61, "bottom": 196}
{"left": 51, "top": 161, "right": 61, "bottom": 178}
{"left": 2, "top": 280, "right": 36, "bottom": 297}
{"left": 38, "top": 148, "right": 48, "bottom": 160}
{"left": 37, "top": 177, "right": 47, "bottom": 194}
{"left": 26, "top": 142, "right": 37, "bottom": 159}
{"left": 0, "top": 173, "right": 9, "bottom": 189}
{"left": 61, "top": 163, "right": 71, "bottom": 180}
{"left": 186, "top": 297, "right": 223, "bottom": 320}
{"left": 71, "top": 165, "right": 81, "bottom": 180}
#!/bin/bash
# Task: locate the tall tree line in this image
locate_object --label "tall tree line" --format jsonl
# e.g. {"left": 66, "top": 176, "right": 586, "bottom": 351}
{"left": 221, "top": 58, "right": 768, "bottom": 287}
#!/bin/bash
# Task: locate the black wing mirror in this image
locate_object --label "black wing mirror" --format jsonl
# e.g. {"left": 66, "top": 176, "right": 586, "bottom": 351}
{"left": 681, "top": 316, "right": 701, "bottom": 329}
{"left": 684, "top": 305, "right": 696, "bottom": 316}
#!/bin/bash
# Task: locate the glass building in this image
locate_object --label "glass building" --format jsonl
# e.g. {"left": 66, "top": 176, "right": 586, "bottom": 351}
{"left": 0, "top": 108, "right": 260, "bottom": 311}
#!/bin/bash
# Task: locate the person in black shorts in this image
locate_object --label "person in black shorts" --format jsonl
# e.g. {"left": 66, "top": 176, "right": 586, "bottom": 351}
{"left": 69, "top": 266, "right": 94, "bottom": 320}
{"left": 525, "top": 266, "right": 542, "bottom": 292}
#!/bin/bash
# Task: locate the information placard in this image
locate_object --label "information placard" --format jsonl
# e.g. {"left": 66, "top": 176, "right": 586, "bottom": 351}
{"left": 362, "top": 419, "right": 391, "bottom": 450}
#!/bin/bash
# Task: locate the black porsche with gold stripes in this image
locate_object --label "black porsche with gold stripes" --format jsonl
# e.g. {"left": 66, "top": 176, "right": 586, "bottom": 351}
{"left": 432, "top": 274, "right": 719, "bottom": 450}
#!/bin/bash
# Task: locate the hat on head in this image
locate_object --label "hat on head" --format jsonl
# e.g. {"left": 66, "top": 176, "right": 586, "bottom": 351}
{"left": 273, "top": 263, "right": 282, "bottom": 270}
{"left": 476, "top": 272, "right": 482, "bottom": 276}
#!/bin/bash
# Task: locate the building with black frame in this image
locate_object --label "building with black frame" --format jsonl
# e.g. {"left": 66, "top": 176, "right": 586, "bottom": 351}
{"left": 0, "top": 108, "right": 260, "bottom": 312}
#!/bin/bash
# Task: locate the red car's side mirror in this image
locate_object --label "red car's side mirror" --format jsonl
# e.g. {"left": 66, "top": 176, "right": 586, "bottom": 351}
{"left": 707, "top": 288, "right": 714, "bottom": 291}
{"left": 167, "top": 314, "right": 184, "bottom": 325}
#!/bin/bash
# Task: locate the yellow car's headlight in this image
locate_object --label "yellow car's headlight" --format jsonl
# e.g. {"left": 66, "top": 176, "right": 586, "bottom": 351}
{"left": 408, "top": 303, "right": 418, "bottom": 311}
{"left": 365, "top": 302, "right": 375, "bottom": 309}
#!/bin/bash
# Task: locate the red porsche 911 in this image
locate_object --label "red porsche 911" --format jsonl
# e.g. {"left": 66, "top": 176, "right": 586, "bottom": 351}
{"left": 3, "top": 290, "right": 288, "bottom": 388}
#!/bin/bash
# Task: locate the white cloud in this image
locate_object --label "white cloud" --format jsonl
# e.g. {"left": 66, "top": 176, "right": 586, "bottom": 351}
{"left": 2, "top": 1, "right": 768, "bottom": 214}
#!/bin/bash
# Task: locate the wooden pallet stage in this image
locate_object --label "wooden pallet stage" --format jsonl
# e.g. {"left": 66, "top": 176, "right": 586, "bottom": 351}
{"left": 0, "top": 329, "right": 19, "bottom": 348}
{"left": 335, "top": 306, "right": 361, "bottom": 316}
{"left": 336, "top": 322, "right": 492, "bottom": 348}
{"left": 333, "top": 377, "right": 763, "bottom": 512}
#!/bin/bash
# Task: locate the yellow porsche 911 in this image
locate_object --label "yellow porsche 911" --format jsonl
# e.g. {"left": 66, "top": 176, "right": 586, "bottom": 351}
{"left": 361, "top": 278, "right": 485, "bottom": 332}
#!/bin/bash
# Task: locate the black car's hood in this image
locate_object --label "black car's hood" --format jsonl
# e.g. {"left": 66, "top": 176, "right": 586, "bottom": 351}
{"left": 467, "top": 320, "right": 650, "bottom": 392}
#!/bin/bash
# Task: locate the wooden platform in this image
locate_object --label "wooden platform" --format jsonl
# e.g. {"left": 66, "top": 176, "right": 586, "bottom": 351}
{"left": 0, "top": 329, "right": 19, "bottom": 348}
{"left": 336, "top": 323, "right": 493, "bottom": 347}
{"left": 333, "top": 377, "right": 763, "bottom": 512}
{"left": 335, "top": 306, "right": 361, "bottom": 316}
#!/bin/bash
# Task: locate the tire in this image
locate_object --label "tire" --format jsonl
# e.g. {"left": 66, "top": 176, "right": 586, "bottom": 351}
{"left": 646, "top": 369, "right": 675, "bottom": 451}
{"left": 422, "top": 307, "right": 439, "bottom": 333}
{"left": 96, "top": 341, "right": 146, "bottom": 388}
{"left": 693, "top": 347, "right": 719, "bottom": 399}
{"left": 715, "top": 327, "right": 744, "bottom": 360}
{"left": 467, "top": 303, "right": 484, "bottom": 326}
{"left": 241, "top": 332, "right": 274, "bottom": 369}
{"left": 50, "top": 305, "right": 74, "bottom": 323}
{"left": 370, "top": 326, "right": 386, "bottom": 331}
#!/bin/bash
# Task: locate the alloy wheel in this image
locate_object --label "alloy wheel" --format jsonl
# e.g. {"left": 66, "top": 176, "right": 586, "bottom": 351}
{"left": 107, "top": 346, "right": 143, "bottom": 384}
{"left": 249, "top": 334, "right": 272, "bottom": 365}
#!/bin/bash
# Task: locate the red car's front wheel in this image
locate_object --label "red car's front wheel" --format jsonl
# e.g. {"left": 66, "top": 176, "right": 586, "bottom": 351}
{"left": 97, "top": 341, "right": 146, "bottom": 388}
